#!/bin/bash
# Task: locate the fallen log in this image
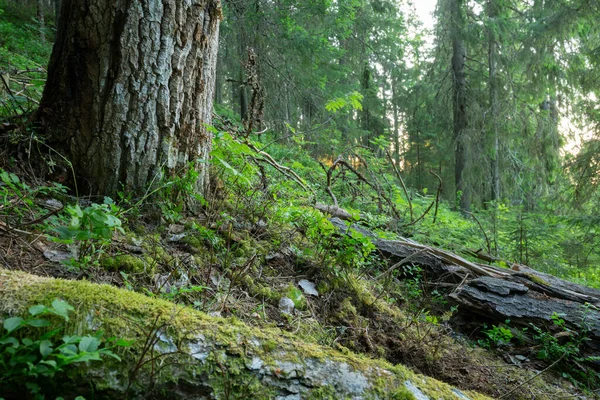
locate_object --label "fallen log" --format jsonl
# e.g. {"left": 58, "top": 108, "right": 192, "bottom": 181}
{"left": 0, "top": 269, "right": 491, "bottom": 400}
{"left": 328, "top": 218, "right": 600, "bottom": 357}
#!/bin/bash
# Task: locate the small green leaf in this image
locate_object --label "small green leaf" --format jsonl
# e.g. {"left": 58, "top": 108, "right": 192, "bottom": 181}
{"left": 29, "top": 304, "right": 48, "bottom": 316}
{"left": 3, "top": 317, "right": 24, "bottom": 333}
{"left": 0, "top": 337, "right": 19, "bottom": 347}
{"left": 79, "top": 336, "right": 100, "bottom": 353}
{"left": 71, "top": 353, "right": 102, "bottom": 363}
{"left": 115, "top": 338, "right": 134, "bottom": 347}
{"left": 40, "top": 339, "right": 53, "bottom": 357}
{"left": 26, "top": 319, "right": 51, "bottom": 328}
{"left": 41, "top": 359, "right": 57, "bottom": 369}
{"left": 51, "top": 299, "right": 74, "bottom": 321}
{"left": 103, "top": 351, "right": 121, "bottom": 361}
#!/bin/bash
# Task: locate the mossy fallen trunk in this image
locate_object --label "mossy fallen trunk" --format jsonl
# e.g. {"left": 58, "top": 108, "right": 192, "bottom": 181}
{"left": 0, "top": 269, "right": 490, "bottom": 399}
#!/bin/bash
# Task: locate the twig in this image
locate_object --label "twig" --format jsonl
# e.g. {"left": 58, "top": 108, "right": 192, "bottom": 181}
{"left": 386, "top": 150, "right": 413, "bottom": 222}
{"left": 375, "top": 248, "right": 428, "bottom": 281}
{"left": 429, "top": 170, "right": 443, "bottom": 224}
{"left": 351, "top": 153, "right": 402, "bottom": 219}
{"left": 245, "top": 140, "right": 314, "bottom": 195}
{"left": 20, "top": 204, "right": 64, "bottom": 227}
{"left": 499, "top": 352, "right": 567, "bottom": 399}
{"left": 1, "top": 73, "right": 26, "bottom": 114}
{"left": 464, "top": 211, "right": 492, "bottom": 256}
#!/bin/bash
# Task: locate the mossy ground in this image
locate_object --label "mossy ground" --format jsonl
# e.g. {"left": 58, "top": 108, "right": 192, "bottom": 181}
{"left": 0, "top": 207, "right": 582, "bottom": 399}
{"left": 0, "top": 268, "right": 493, "bottom": 399}
{"left": 0, "top": 158, "right": 587, "bottom": 397}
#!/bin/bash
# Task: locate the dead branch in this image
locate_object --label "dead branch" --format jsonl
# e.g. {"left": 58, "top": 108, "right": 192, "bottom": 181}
{"left": 386, "top": 150, "right": 413, "bottom": 222}
{"left": 429, "top": 170, "right": 443, "bottom": 224}
{"left": 245, "top": 141, "right": 314, "bottom": 195}
{"left": 351, "top": 153, "right": 402, "bottom": 220}
{"left": 464, "top": 211, "right": 492, "bottom": 256}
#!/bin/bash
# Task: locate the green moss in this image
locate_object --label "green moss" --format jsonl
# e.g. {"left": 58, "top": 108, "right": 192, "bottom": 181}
{"left": 307, "top": 385, "right": 346, "bottom": 399}
{"left": 337, "top": 297, "right": 358, "bottom": 323}
{"left": 245, "top": 278, "right": 281, "bottom": 303}
{"left": 262, "top": 339, "right": 277, "bottom": 352}
{"left": 526, "top": 273, "right": 550, "bottom": 286}
{"left": 100, "top": 254, "right": 148, "bottom": 273}
{"left": 0, "top": 269, "right": 494, "bottom": 399}
{"left": 285, "top": 284, "right": 306, "bottom": 310}
{"left": 389, "top": 386, "right": 416, "bottom": 400}
{"left": 317, "top": 280, "right": 330, "bottom": 294}
{"left": 181, "top": 234, "right": 204, "bottom": 252}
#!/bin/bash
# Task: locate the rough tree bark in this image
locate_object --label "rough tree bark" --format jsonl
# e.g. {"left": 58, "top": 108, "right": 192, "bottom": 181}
{"left": 38, "top": 0, "right": 222, "bottom": 197}
{"left": 53, "top": 0, "right": 60, "bottom": 26}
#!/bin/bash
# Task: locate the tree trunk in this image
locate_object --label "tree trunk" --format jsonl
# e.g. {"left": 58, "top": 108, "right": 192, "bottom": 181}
{"left": 450, "top": 0, "right": 470, "bottom": 212}
{"left": 328, "top": 217, "right": 600, "bottom": 361}
{"left": 38, "top": 0, "right": 222, "bottom": 197}
{"left": 488, "top": 0, "right": 500, "bottom": 202}
{"left": 391, "top": 75, "right": 401, "bottom": 165}
{"left": 36, "top": 0, "right": 45, "bottom": 43}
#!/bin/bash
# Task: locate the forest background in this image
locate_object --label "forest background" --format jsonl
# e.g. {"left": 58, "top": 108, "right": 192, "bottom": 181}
{"left": 2, "top": 0, "right": 600, "bottom": 287}
{"left": 1, "top": 0, "right": 600, "bottom": 397}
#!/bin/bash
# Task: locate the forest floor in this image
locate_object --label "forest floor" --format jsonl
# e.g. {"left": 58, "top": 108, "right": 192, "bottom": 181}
{"left": 0, "top": 154, "right": 594, "bottom": 399}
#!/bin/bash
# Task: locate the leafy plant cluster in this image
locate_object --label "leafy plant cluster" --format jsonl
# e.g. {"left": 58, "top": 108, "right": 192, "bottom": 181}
{"left": 0, "top": 168, "right": 67, "bottom": 229}
{"left": 49, "top": 198, "right": 124, "bottom": 270}
{"left": 0, "top": 299, "right": 128, "bottom": 399}
{"left": 478, "top": 313, "right": 599, "bottom": 390}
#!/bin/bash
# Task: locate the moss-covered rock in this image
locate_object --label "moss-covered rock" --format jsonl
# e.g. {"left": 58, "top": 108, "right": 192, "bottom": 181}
{"left": 0, "top": 268, "right": 491, "bottom": 399}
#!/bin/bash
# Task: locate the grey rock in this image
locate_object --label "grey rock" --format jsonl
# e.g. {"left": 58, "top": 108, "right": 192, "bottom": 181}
{"left": 404, "top": 381, "right": 430, "bottom": 400}
{"left": 279, "top": 297, "right": 295, "bottom": 314}
{"left": 43, "top": 250, "right": 71, "bottom": 262}
{"left": 44, "top": 199, "right": 63, "bottom": 211}
{"left": 298, "top": 279, "right": 319, "bottom": 296}
{"left": 169, "top": 233, "right": 186, "bottom": 242}
{"left": 247, "top": 356, "right": 264, "bottom": 370}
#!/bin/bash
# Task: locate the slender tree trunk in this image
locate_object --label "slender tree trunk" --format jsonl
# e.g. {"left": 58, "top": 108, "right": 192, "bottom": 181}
{"left": 361, "top": 63, "right": 371, "bottom": 147}
{"left": 236, "top": 10, "right": 248, "bottom": 123}
{"left": 36, "top": 0, "right": 45, "bottom": 43}
{"left": 488, "top": 0, "right": 500, "bottom": 202}
{"left": 38, "top": 0, "right": 222, "bottom": 197}
{"left": 451, "top": 0, "right": 470, "bottom": 212}
{"left": 391, "top": 75, "right": 400, "bottom": 165}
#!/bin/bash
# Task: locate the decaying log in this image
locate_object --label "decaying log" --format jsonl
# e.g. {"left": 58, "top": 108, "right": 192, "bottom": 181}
{"left": 329, "top": 218, "right": 600, "bottom": 357}
{"left": 0, "top": 269, "right": 490, "bottom": 400}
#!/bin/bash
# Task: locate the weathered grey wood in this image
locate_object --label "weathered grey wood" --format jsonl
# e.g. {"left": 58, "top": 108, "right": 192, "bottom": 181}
{"left": 314, "top": 203, "right": 355, "bottom": 221}
{"left": 329, "top": 218, "right": 600, "bottom": 356}
{"left": 450, "top": 276, "right": 600, "bottom": 353}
